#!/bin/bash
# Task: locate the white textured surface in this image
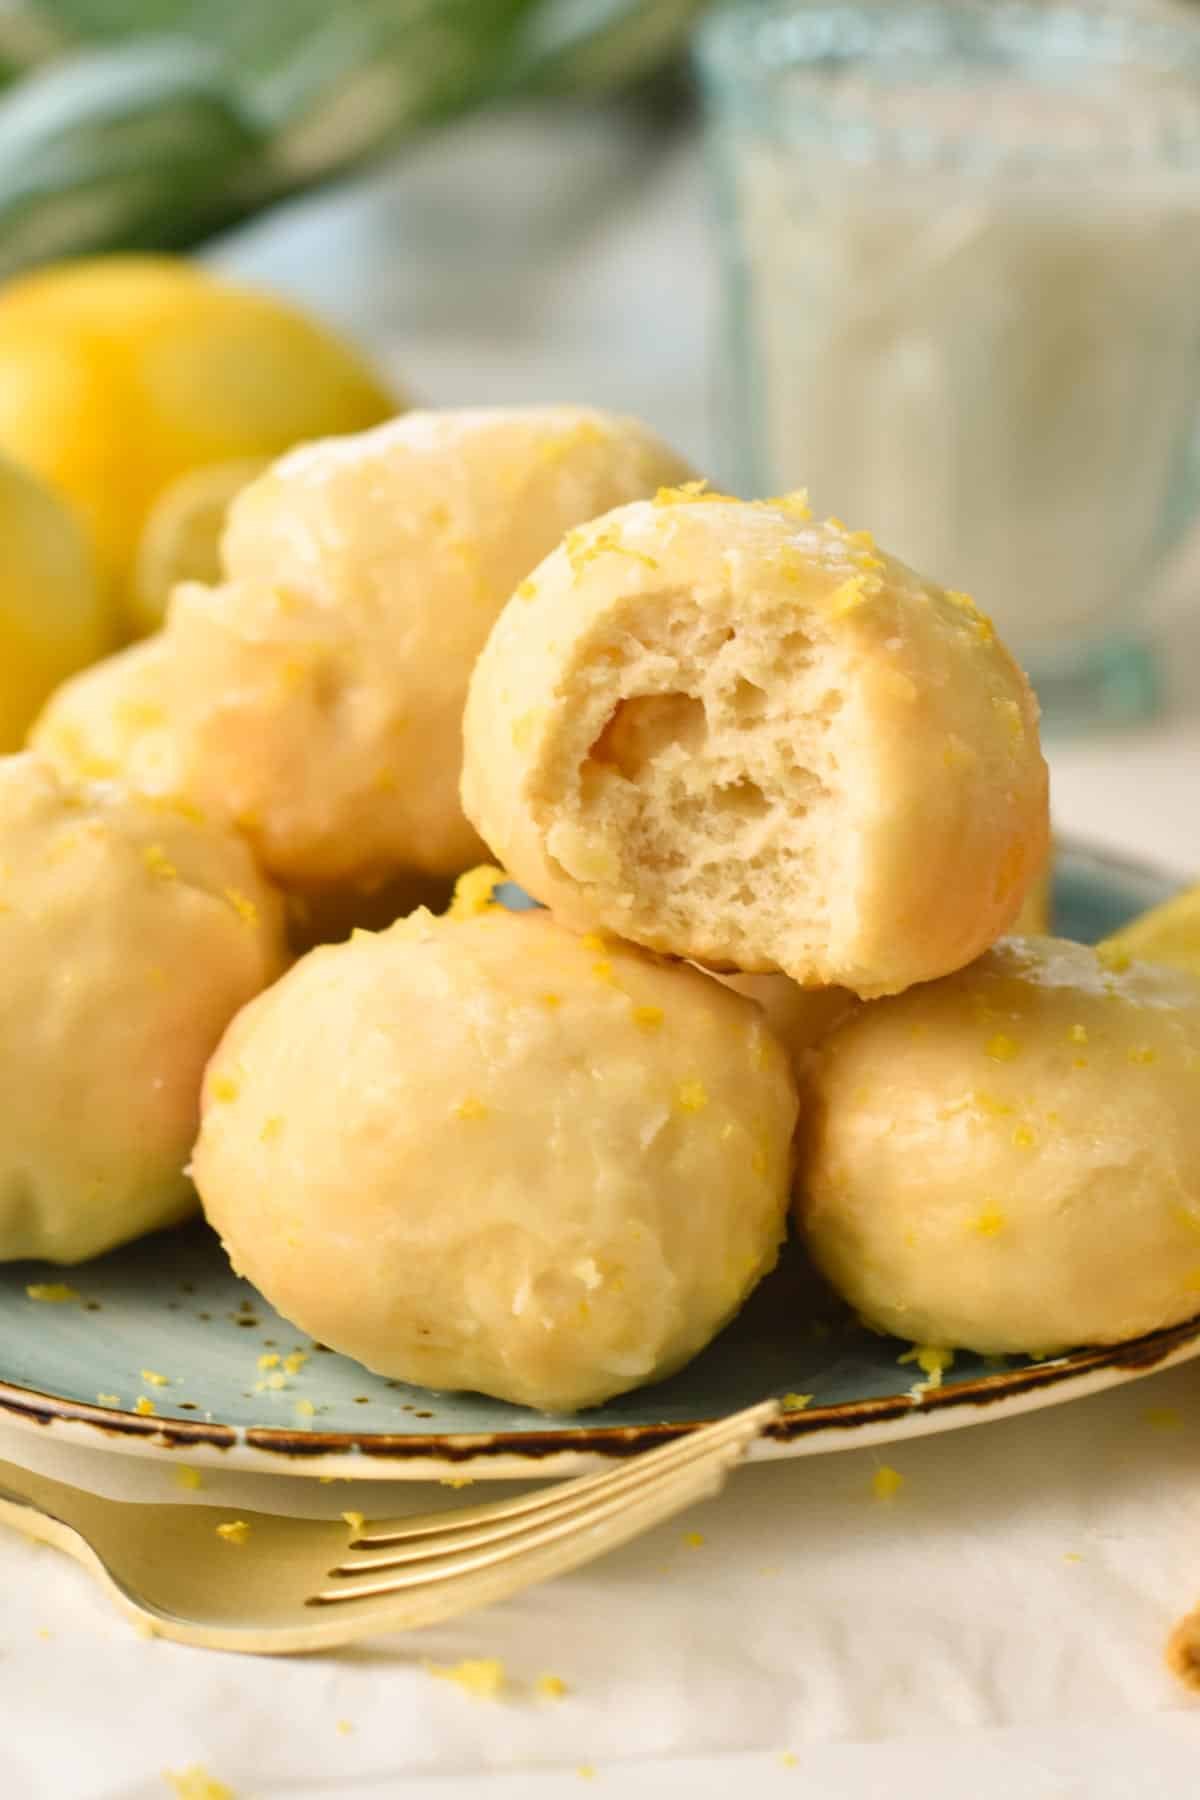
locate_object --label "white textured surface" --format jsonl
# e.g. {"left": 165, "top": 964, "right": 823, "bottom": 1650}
{"left": 3, "top": 103, "right": 1200, "bottom": 1798}
{"left": 3, "top": 1356, "right": 1200, "bottom": 1799}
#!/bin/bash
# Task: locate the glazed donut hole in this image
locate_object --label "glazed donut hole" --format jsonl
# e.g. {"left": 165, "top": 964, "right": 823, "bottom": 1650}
{"left": 462, "top": 494, "right": 1048, "bottom": 997}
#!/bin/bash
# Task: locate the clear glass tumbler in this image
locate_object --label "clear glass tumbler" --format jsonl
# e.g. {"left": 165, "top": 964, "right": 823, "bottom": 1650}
{"left": 696, "top": 0, "right": 1200, "bottom": 727}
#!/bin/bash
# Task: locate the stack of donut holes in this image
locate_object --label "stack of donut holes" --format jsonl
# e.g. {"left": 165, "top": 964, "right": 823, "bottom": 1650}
{"left": 15, "top": 405, "right": 1196, "bottom": 1415}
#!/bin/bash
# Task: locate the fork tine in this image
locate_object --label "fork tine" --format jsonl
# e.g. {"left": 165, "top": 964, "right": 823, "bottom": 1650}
{"left": 310, "top": 1398, "right": 777, "bottom": 1606}
{"left": 349, "top": 1398, "right": 781, "bottom": 1551}
{"left": 308, "top": 1456, "right": 731, "bottom": 1615}
{"left": 333, "top": 1398, "right": 779, "bottom": 1573}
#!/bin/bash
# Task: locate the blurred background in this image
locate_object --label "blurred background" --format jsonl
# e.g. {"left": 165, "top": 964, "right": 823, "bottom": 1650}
{"left": 3, "top": 0, "right": 1200, "bottom": 798}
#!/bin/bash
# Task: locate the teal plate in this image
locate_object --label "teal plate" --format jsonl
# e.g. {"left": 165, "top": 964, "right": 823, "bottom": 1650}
{"left": 0, "top": 841, "right": 1194, "bottom": 1482}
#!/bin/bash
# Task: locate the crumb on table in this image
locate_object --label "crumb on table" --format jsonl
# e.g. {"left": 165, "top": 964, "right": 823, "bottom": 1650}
{"left": 424, "top": 1657, "right": 506, "bottom": 1699}
{"left": 871, "top": 1465, "right": 904, "bottom": 1502}
{"left": 162, "top": 1768, "right": 236, "bottom": 1800}
{"left": 1167, "top": 1604, "right": 1200, "bottom": 1691}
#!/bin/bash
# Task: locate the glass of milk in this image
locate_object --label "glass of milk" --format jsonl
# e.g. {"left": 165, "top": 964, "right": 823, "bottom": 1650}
{"left": 696, "top": 1, "right": 1200, "bottom": 727}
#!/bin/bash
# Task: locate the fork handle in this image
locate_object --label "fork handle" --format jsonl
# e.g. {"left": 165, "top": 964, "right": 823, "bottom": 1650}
{"left": 0, "top": 1461, "right": 123, "bottom": 1603}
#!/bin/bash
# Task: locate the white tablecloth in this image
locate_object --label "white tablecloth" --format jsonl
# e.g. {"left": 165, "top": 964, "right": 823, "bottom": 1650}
{"left": 5, "top": 104, "right": 1200, "bottom": 1800}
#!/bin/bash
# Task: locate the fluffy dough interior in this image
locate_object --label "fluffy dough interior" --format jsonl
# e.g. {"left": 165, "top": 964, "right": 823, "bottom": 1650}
{"left": 565, "top": 585, "right": 851, "bottom": 973}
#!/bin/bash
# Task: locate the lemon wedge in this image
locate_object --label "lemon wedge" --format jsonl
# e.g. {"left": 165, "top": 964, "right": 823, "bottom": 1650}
{"left": 0, "top": 453, "right": 109, "bottom": 750}
{"left": 0, "top": 254, "right": 398, "bottom": 634}
{"left": 133, "top": 457, "right": 267, "bottom": 625}
{"left": 1101, "top": 883, "right": 1200, "bottom": 981}
{"left": 1012, "top": 858, "right": 1052, "bottom": 935}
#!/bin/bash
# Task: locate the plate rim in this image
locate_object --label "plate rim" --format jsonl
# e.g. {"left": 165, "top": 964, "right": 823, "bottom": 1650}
{"left": 0, "top": 834, "right": 1189, "bottom": 1481}
{"left": 1, "top": 1311, "right": 1197, "bottom": 1481}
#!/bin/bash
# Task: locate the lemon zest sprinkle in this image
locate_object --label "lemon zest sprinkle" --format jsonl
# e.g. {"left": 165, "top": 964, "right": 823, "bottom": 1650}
{"left": 454, "top": 1096, "right": 489, "bottom": 1121}
{"left": 448, "top": 864, "right": 506, "bottom": 920}
{"left": 652, "top": 478, "right": 738, "bottom": 506}
{"left": 872, "top": 1465, "right": 905, "bottom": 1501}
{"left": 222, "top": 887, "right": 258, "bottom": 927}
{"left": 142, "top": 843, "right": 177, "bottom": 880}
{"left": 163, "top": 1767, "right": 236, "bottom": 1800}
{"left": 425, "top": 1657, "right": 506, "bottom": 1699}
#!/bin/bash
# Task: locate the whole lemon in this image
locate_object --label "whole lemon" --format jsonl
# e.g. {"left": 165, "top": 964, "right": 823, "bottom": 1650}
{"left": 0, "top": 453, "right": 109, "bottom": 750}
{"left": 0, "top": 255, "right": 398, "bottom": 634}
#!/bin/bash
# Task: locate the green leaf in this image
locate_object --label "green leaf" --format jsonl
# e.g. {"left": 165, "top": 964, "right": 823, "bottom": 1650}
{"left": 0, "top": 40, "right": 261, "bottom": 275}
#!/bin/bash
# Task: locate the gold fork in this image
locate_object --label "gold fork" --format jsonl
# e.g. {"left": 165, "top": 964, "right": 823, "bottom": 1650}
{"left": 0, "top": 1398, "right": 777, "bottom": 1654}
